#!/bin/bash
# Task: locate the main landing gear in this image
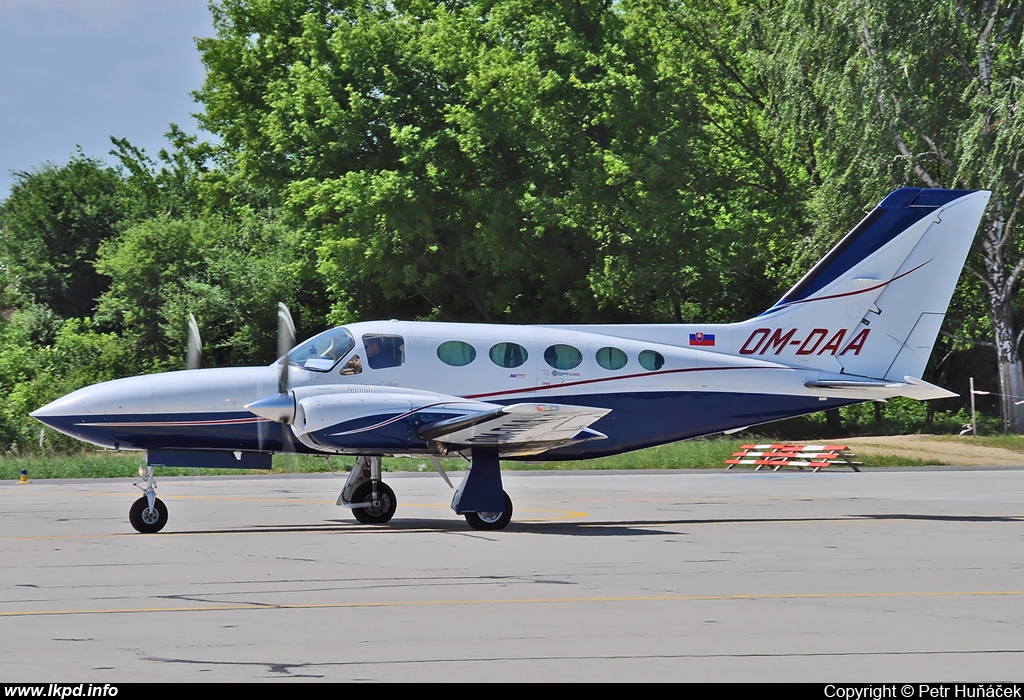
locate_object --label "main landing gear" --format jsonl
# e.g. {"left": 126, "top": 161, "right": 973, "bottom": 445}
{"left": 338, "top": 454, "right": 515, "bottom": 530}
{"left": 130, "top": 466, "right": 168, "bottom": 533}
{"left": 452, "top": 447, "right": 513, "bottom": 531}
{"left": 463, "top": 490, "right": 513, "bottom": 531}
{"left": 350, "top": 481, "right": 397, "bottom": 524}
{"left": 338, "top": 456, "right": 397, "bottom": 525}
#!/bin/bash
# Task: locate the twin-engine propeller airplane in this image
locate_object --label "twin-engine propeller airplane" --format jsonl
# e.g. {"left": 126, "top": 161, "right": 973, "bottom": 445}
{"left": 32, "top": 188, "right": 989, "bottom": 533}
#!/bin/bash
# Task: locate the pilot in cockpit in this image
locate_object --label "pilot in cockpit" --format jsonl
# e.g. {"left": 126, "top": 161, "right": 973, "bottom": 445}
{"left": 363, "top": 335, "right": 404, "bottom": 369}
{"left": 364, "top": 336, "right": 384, "bottom": 368}
{"left": 338, "top": 354, "right": 362, "bottom": 375}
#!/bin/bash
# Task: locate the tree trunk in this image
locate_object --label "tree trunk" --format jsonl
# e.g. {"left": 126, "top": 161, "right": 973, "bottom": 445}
{"left": 825, "top": 408, "right": 843, "bottom": 435}
{"left": 988, "top": 285, "right": 1024, "bottom": 431}
{"left": 997, "top": 358, "right": 1024, "bottom": 433}
{"left": 981, "top": 209, "right": 1024, "bottom": 433}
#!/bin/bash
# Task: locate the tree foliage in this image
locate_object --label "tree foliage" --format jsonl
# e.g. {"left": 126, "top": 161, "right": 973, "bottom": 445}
{"left": 4, "top": 0, "right": 1024, "bottom": 452}
{"left": 752, "top": 0, "right": 1024, "bottom": 429}
{"left": 0, "top": 155, "right": 126, "bottom": 318}
{"left": 195, "top": 0, "right": 810, "bottom": 324}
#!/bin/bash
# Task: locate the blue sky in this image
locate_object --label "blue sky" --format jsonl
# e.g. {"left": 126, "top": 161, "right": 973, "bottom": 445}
{"left": 0, "top": 0, "right": 215, "bottom": 197}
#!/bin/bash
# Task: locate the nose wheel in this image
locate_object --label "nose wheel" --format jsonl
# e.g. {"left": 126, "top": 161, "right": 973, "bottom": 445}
{"left": 464, "top": 491, "right": 513, "bottom": 531}
{"left": 129, "top": 465, "right": 168, "bottom": 533}
{"left": 129, "top": 496, "right": 168, "bottom": 533}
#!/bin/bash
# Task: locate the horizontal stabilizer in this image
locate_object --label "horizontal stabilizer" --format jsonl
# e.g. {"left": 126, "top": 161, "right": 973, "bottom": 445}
{"left": 419, "top": 403, "right": 610, "bottom": 455}
{"left": 805, "top": 375, "right": 957, "bottom": 401}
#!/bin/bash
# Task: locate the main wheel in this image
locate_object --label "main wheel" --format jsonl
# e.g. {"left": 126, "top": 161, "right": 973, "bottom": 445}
{"left": 129, "top": 496, "right": 168, "bottom": 533}
{"left": 350, "top": 481, "right": 397, "bottom": 524}
{"left": 464, "top": 491, "right": 513, "bottom": 531}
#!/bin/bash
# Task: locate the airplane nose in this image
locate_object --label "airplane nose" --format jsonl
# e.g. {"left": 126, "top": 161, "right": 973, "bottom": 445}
{"left": 30, "top": 375, "right": 157, "bottom": 447}
{"left": 31, "top": 377, "right": 154, "bottom": 424}
{"left": 31, "top": 366, "right": 281, "bottom": 450}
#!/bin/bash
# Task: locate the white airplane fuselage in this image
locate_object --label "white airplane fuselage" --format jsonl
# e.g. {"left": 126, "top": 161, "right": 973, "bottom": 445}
{"left": 32, "top": 319, "right": 857, "bottom": 459}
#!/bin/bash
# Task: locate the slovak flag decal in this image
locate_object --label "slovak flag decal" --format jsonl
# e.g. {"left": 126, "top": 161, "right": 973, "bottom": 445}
{"left": 689, "top": 332, "right": 716, "bottom": 347}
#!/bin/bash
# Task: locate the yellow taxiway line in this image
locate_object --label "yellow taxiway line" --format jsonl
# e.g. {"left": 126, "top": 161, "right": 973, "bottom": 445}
{"left": 4, "top": 590, "right": 1024, "bottom": 618}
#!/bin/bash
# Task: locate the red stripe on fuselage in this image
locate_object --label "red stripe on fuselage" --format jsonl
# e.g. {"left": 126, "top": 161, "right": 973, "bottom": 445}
{"left": 464, "top": 365, "right": 790, "bottom": 400}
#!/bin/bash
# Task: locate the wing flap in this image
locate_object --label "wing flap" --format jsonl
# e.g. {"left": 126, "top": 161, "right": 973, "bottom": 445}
{"left": 418, "top": 403, "right": 610, "bottom": 455}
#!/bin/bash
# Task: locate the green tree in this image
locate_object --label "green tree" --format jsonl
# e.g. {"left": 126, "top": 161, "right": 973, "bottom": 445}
{"left": 0, "top": 309, "right": 130, "bottom": 453}
{"left": 757, "top": 0, "right": 1024, "bottom": 430}
{"left": 195, "top": 0, "right": 793, "bottom": 325}
{"left": 0, "top": 155, "right": 126, "bottom": 318}
{"left": 95, "top": 211, "right": 316, "bottom": 371}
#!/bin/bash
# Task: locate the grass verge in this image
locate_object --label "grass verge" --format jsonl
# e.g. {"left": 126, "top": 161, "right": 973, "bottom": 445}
{"left": 0, "top": 436, "right": 939, "bottom": 480}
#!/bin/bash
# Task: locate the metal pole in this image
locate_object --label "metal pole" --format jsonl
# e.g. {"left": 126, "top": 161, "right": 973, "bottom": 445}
{"left": 970, "top": 376, "right": 977, "bottom": 436}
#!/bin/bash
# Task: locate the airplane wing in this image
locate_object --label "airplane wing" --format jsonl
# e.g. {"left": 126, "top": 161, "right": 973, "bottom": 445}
{"left": 418, "top": 403, "right": 611, "bottom": 457}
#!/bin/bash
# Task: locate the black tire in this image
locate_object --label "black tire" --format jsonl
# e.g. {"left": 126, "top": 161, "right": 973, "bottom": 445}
{"left": 464, "top": 491, "right": 513, "bottom": 531}
{"left": 129, "top": 496, "right": 168, "bottom": 533}
{"left": 350, "top": 481, "right": 397, "bottom": 524}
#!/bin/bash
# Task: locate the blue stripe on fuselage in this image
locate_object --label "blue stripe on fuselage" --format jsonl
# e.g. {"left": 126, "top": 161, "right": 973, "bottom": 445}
{"left": 36, "top": 412, "right": 300, "bottom": 453}
{"left": 527, "top": 393, "right": 855, "bottom": 459}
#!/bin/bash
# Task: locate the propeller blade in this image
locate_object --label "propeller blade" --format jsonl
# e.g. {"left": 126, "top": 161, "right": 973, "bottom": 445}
{"left": 186, "top": 313, "right": 201, "bottom": 370}
{"left": 277, "top": 303, "right": 295, "bottom": 395}
{"left": 277, "top": 302, "right": 296, "bottom": 359}
{"left": 275, "top": 302, "right": 298, "bottom": 459}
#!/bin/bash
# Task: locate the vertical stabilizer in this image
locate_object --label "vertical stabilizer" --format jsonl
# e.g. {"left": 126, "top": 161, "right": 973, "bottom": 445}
{"left": 732, "top": 188, "right": 989, "bottom": 380}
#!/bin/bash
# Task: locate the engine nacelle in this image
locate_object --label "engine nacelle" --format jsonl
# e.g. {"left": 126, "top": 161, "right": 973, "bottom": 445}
{"left": 256, "top": 384, "right": 497, "bottom": 452}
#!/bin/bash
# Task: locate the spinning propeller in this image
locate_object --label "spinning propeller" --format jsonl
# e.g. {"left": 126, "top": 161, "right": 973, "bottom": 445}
{"left": 247, "top": 303, "right": 300, "bottom": 453}
{"left": 277, "top": 302, "right": 295, "bottom": 394}
{"left": 274, "top": 302, "right": 299, "bottom": 452}
{"left": 189, "top": 305, "right": 300, "bottom": 452}
{"left": 186, "top": 313, "right": 202, "bottom": 370}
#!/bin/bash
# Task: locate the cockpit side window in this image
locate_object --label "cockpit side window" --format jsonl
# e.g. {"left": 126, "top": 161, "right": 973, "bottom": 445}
{"left": 362, "top": 334, "right": 405, "bottom": 369}
{"left": 287, "top": 328, "right": 356, "bottom": 372}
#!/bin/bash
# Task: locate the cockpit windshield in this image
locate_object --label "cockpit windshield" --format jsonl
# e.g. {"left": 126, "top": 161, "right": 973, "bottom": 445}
{"left": 284, "top": 327, "right": 356, "bottom": 372}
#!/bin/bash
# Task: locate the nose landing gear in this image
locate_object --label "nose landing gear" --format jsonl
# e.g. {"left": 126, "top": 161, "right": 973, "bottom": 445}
{"left": 129, "top": 466, "right": 168, "bottom": 533}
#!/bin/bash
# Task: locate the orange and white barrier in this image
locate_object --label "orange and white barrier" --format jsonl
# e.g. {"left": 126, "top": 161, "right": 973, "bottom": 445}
{"left": 725, "top": 444, "right": 861, "bottom": 472}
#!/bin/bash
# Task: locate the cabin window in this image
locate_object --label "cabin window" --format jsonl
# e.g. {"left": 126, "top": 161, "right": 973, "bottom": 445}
{"left": 362, "top": 334, "right": 405, "bottom": 369}
{"left": 489, "top": 342, "right": 529, "bottom": 368}
{"left": 639, "top": 349, "right": 665, "bottom": 371}
{"left": 544, "top": 344, "right": 582, "bottom": 370}
{"left": 437, "top": 340, "right": 477, "bottom": 367}
{"left": 596, "top": 346, "right": 627, "bottom": 370}
{"left": 287, "top": 327, "right": 355, "bottom": 372}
